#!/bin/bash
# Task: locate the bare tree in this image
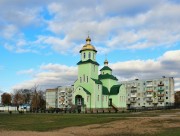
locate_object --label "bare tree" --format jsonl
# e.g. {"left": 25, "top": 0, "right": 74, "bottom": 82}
{"left": 30, "top": 84, "right": 46, "bottom": 112}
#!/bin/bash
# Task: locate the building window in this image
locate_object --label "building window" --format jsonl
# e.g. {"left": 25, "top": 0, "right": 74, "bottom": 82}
{"left": 93, "top": 53, "right": 95, "bottom": 59}
{"left": 83, "top": 74, "right": 85, "bottom": 82}
{"left": 106, "top": 96, "right": 107, "bottom": 101}
{"left": 88, "top": 52, "right": 91, "bottom": 59}
{"left": 87, "top": 96, "right": 89, "bottom": 102}
{"left": 98, "top": 85, "right": 99, "bottom": 90}
{"left": 87, "top": 76, "right": 88, "bottom": 83}
{"left": 102, "top": 96, "right": 104, "bottom": 101}
{"left": 98, "top": 95, "right": 99, "bottom": 101}
{"left": 94, "top": 65, "right": 95, "bottom": 72}
{"left": 83, "top": 52, "right": 86, "bottom": 59}
{"left": 80, "top": 77, "right": 82, "bottom": 83}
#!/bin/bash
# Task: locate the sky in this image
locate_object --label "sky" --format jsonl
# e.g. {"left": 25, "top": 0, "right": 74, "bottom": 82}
{"left": 0, "top": 0, "right": 180, "bottom": 93}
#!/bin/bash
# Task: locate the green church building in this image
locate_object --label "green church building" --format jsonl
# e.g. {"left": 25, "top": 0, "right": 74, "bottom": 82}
{"left": 73, "top": 36, "right": 126, "bottom": 113}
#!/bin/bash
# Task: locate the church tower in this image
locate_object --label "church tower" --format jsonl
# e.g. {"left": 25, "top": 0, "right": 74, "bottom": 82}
{"left": 77, "top": 36, "right": 99, "bottom": 81}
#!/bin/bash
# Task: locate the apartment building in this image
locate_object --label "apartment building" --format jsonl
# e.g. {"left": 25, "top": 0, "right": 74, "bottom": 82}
{"left": 45, "top": 86, "right": 73, "bottom": 109}
{"left": 123, "top": 77, "right": 174, "bottom": 108}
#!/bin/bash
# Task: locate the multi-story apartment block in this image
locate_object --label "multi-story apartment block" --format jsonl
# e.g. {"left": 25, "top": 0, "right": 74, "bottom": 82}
{"left": 46, "top": 88, "right": 58, "bottom": 109}
{"left": 45, "top": 86, "right": 73, "bottom": 109}
{"left": 123, "top": 77, "right": 174, "bottom": 108}
{"left": 58, "top": 86, "right": 73, "bottom": 109}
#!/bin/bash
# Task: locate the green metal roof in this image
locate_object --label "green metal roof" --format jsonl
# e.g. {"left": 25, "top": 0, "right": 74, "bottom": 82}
{"left": 110, "top": 84, "right": 122, "bottom": 95}
{"left": 91, "top": 78, "right": 102, "bottom": 84}
{"left": 100, "top": 66, "right": 112, "bottom": 71}
{"left": 80, "top": 86, "right": 91, "bottom": 95}
{"left": 99, "top": 73, "right": 118, "bottom": 81}
{"left": 102, "top": 86, "right": 109, "bottom": 95}
{"left": 77, "top": 59, "right": 99, "bottom": 66}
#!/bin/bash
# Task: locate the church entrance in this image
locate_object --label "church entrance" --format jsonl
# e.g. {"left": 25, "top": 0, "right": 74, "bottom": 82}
{"left": 75, "top": 95, "right": 84, "bottom": 113}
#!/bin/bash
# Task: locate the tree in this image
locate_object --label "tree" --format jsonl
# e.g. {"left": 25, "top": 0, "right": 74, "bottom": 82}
{"left": 13, "top": 89, "right": 32, "bottom": 106}
{"left": 175, "top": 91, "right": 180, "bottom": 106}
{"left": 13, "top": 90, "right": 24, "bottom": 106}
{"left": 1, "top": 93, "right": 12, "bottom": 105}
{"left": 30, "top": 84, "right": 46, "bottom": 111}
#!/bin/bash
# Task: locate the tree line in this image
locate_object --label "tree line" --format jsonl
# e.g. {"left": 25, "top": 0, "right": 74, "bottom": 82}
{"left": 1, "top": 85, "right": 46, "bottom": 111}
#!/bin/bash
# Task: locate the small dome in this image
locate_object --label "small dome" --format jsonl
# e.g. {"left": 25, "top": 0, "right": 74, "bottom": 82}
{"left": 80, "top": 36, "right": 97, "bottom": 53}
{"left": 104, "top": 59, "right": 108, "bottom": 66}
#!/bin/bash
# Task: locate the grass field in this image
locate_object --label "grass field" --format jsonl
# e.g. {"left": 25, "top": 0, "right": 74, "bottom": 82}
{"left": 0, "top": 109, "right": 180, "bottom": 136}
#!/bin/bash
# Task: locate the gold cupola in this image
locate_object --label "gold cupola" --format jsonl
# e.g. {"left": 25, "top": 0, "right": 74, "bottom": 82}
{"left": 80, "top": 36, "right": 97, "bottom": 53}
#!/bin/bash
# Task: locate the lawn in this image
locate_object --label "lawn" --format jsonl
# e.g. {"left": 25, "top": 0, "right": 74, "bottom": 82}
{"left": 0, "top": 109, "right": 179, "bottom": 136}
{"left": 0, "top": 112, "right": 130, "bottom": 131}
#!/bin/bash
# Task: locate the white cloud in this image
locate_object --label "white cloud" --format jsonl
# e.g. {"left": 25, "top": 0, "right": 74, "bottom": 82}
{"left": 17, "top": 69, "right": 34, "bottom": 75}
{"left": 13, "top": 50, "right": 180, "bottom": 91}
{"left": 110, "top": 50, "right": 180, "bottom": 90}
{"left": 12, "top": 64, "right": 77, "bottom": 90}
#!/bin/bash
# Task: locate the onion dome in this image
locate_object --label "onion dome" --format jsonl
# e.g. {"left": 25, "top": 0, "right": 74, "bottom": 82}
{"left": 104, "top": 59, "right": 108, "bottom": 66}
{"left": 80, "top": 36, "right": 97, "bottom": 53}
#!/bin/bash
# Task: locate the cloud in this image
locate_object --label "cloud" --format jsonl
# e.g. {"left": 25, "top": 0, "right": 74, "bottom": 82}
{"left": 110, "top": 50, "right": 180, "bottom": 90}
{"left": 12, "top": 63, "right": 77, "bottom": 90}
{"left": 17, "top": 69, "right": 34, "bottom": 75}
{"left": 12, "top": 50, "right": 180, "bottom": 91}
{"left": 1, "top": 0, "right": 180, "bottom": 55}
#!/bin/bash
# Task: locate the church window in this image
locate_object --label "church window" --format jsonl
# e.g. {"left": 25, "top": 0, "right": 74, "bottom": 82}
{"left": 98, "top": 95, "right": 99, "bottom": 101}
{"left": 87, "top": 96, "right": 89, "bottom": 102}
{"left": 102, "top": 96, "right": 104, "bottom": 101}
{"left": 94, "top": 65, "right": 95, "bottom": 72}
{"left": 98, "top": 85, "right": 99, "bottom": 90}
{"left": 106, "top": 96, "right": 107, "bottom": 101}
{"left": 83, "top": 74, "right": 85, "bottom": 82}
{"left": 87, "top": 76, "right": 88, "bottom": 82}
{"left": 83, "top": 53, "right": 86, "bottom": 59}
{"left": 93, "top": 53, "right": 95, "bottom": 59}
{"left": 80, "top": 77, "right": 82, "bottom": 83}
{"left": 88, "top": 52, "right": 91, "bottom": 59}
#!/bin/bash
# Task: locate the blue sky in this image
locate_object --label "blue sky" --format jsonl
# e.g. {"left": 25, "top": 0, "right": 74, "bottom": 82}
{"left": 0, "top": 0, "right": 180, "bottom": 93}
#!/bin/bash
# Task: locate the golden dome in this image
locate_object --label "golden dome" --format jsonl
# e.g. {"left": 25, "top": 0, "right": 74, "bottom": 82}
{"left": 80, "top": 36, "right": 97, "bottom": 53}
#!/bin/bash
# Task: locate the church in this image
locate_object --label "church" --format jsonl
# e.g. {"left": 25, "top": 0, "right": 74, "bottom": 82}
{"left": 73, "top": 36, "right": 126, "bottom": 113}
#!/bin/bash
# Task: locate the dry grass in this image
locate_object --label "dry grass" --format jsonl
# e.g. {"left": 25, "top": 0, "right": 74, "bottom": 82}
{"left": 0, "top": 110, "right": 180, "bottom": 136}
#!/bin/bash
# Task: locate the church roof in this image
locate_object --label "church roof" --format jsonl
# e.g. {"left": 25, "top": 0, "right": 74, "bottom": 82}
{"left": 99, "top": 73, "right": 118, "bottom": 81}
{"left": 80, "top": 36, "right": 97, "bottom": 53}
{"left": 102, "top": 86, "right": 109, "bottom": 95}
{"left": 77, "top": 59, "right": 99, "bottom": 66}
{"left": 100, "top": 66, "right": 112, "bottom": 71}
{"left": 110, "top": 84, "right": 122, "bottom": 95}
{"left": 81, "top": 86, "right": 91, "bottom": 95}
{"left": 91, "top": 78, "right": 102, "bottom": 84}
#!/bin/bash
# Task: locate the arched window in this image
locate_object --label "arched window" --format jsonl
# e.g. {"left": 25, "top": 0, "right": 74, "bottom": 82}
{"left": 87, "top": 76, "right": 88, "bottom": 83}
{"left": 80, "top": 77, "right": 82, "bottom": 83}
{"left": 83, "top": 53, "right": 86, "bottom": 59}
{"left": 88, "top": 52, "right": 91, "bottom": 59}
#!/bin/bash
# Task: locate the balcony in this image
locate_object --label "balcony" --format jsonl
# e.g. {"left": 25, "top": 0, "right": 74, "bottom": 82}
{"left": 131, "top": 94, "right": 137, "bottom": 98}
{"left": 146, "top": 99, "right": 153, "bottom": 102}
{"left": 157, "top": 94, "right": 164, "bottom": 97}
{"left": 158, "top": 83, "right": 164, "bottom": 86}
{"left": 67, "top": 94, "right": 72, "bottom": 97}
{"left": 153, "top": 100, "right": 158, "bottom": 104}
{"left": 158, "top": 99, "right": 164, "bottom": 102}
{"left": 146, "top": 90, "right": 153, "bottom": 92}
{"left": 146, "top": 94, "right": 153, "bottom": 97}
{"left": 130, "top": 99, "right": 136, "bottom": 103}
{"left": 131, "top": 86, "right": 137, "bottom": 88}
{"left": 158, "top": 88, "right": 164, "bottom": 92}
{"left": 131, "top": 90, "right": 137, "bottom": 93}
{"left": 146, "top": 84, "right": 153, "bottom": 87}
